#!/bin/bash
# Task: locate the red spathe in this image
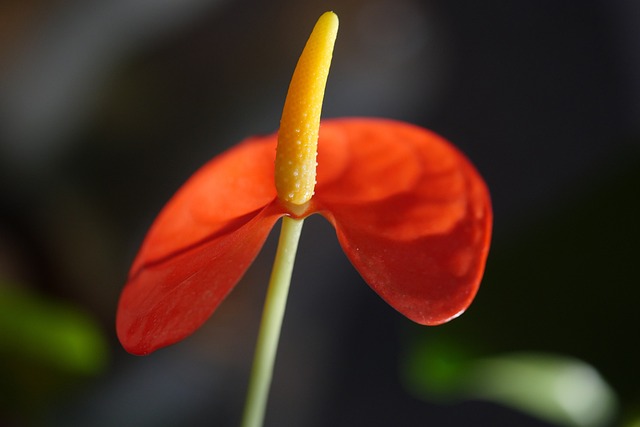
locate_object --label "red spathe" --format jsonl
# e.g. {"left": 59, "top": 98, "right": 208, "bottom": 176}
{"left": 116, "top": 118, "right": 492, "bottom": 355}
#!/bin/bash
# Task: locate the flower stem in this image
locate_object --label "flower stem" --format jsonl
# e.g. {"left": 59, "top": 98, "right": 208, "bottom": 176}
{"left": 240, "top": 216, "right": 304, "bottom": 427}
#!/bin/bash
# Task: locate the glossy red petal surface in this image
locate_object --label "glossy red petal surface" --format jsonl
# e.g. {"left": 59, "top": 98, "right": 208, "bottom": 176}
{"left": 117, "top": 136, "right": 283, "bottom": 355}
{"left": 314, "top": 119, "right": 492, "bottom": 325}
{"left": 117, "top": 118, "right": 491, "bottom": 354}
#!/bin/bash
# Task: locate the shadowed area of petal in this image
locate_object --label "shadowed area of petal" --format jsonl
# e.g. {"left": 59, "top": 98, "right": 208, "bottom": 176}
{"left": 316, "top": 119, "right": 422, "bottom": 204}
{"left": 316, "top": 119, "right": 492, "bottom": 325}
{"left": 131, "top": 136, "right": 279, "bottom": 277}
{"left": 315, "top": 119, "right": 469, "bottom": 239}
{"left": 117, "top": 207, "right": 282, "bottom": 355}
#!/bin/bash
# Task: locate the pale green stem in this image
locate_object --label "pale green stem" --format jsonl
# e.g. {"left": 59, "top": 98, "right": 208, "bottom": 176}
{"left": 240, "top": 216, "right": 304, "bottom": 427}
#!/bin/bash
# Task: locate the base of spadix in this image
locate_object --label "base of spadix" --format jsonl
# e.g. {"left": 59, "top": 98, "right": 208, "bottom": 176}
{"left": 280, "top": 199, "right": 311, "bottom": 218}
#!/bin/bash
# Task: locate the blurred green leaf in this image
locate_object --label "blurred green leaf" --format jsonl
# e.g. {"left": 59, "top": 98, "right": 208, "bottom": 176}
{"left": 626, "top": 415, "right": 640, "bottom": 427}
{"left": 0, "top": 283, "right": 107, "bottom": 375}
{"left": 0, "top": 282, "right": 108, "bottom": 418}
{"left": 402, "top": 339, "right": 618, "bottom": 427}
{"left": 401, "top": 336, "right": 473, "bottom": 400}
{"left": 464, "top": 352, "right": 617, "bottom": 427}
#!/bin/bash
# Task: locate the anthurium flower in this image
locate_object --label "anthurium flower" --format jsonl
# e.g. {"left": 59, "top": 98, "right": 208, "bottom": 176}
{"left": 116, "top": 12, "right": 492, "bottom": 357}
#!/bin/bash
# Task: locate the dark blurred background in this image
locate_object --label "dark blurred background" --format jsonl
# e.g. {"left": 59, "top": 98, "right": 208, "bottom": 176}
{"left": 1, "top": 0, "right": 638, "bottom": 426}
